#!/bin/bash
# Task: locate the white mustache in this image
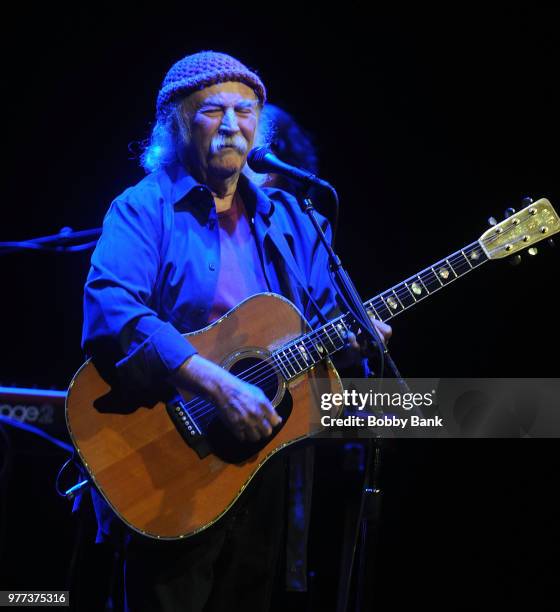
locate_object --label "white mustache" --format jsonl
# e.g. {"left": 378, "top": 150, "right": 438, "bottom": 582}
{"left": 209, "top": 134, "right": 248, "bottom": 155}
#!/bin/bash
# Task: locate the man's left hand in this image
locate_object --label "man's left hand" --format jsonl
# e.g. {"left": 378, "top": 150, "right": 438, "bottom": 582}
{"left": 336, "top": 319, "right": 392, "bottom": 369}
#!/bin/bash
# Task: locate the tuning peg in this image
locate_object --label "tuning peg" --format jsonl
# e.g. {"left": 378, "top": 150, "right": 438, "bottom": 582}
{"left": 548, "top": 238, "right": 555, "bottom": 248}
{"left": 521, "top": 196, "right": 534, "bottom": 206}
{"left": 528, "top": 247, "right": 538, "bottom": 256}
{"left": 509, "top": 254, "right": 523, "bottom": 266}
{"left": 488, "top": 216, "right": 498, "bottom": 226}
{"left": 504, "top": 207, "right": 516, "bottom": 219}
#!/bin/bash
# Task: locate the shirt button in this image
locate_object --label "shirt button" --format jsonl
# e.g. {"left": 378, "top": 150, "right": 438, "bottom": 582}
{"left": 209, "top": 262, "right": 216, "bottom": 271}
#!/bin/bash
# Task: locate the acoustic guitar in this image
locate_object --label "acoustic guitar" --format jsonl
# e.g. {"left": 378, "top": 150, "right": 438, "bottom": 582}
{"left": 66, "top": 198, "right": 559, "bottom": 539}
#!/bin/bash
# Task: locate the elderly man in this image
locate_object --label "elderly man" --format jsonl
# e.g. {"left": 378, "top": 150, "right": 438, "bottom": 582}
{"left": 83, "top": 51, "right": 390, "bottom": 612}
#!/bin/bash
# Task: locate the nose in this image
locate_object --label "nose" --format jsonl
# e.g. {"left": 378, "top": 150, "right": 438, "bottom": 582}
{"left": 219, "top": 107, "right": 240, "bottom": 134}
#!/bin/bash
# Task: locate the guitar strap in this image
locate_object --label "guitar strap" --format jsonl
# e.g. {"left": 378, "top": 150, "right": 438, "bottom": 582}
{"left": 264, "top": 221, "right": 330, "bottom": 327}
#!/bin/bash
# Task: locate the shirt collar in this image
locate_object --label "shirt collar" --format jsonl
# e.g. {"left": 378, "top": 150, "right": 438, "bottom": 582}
{"left": 164, "top": 162, "right": 274, "bottom": 221}
{"left": 165, "top": 163, "right": 211, "bottom": 211}
{"left": 237, "top": 173, "right": 275, "bottom": 221}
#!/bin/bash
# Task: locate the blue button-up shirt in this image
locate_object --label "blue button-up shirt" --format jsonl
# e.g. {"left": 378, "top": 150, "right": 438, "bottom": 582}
{"left": 82, "top": 162, "right": 339, "bottom": 390}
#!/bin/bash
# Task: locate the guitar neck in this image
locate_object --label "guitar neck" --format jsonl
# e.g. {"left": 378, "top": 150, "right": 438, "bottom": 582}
{"left": 363, "top": 239, "right": 489, "bottom": 323}
{"left": 271, "top": 240, "right": 489, "bottom": 380}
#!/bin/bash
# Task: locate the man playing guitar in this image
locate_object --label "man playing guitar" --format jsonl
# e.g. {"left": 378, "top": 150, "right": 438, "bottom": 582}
{"left": 81, "top": 51, "right": 390, "bottom": 611}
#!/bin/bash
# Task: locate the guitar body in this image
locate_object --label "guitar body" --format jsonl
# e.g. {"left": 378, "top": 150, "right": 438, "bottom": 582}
{"left": 66, "top": 293, "right": 343, "bottom": 539}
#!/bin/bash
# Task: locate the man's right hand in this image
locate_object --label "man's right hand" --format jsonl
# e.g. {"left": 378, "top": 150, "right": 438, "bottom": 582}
{"left": 170, "top": 354, "right": 282, "bottom": 442}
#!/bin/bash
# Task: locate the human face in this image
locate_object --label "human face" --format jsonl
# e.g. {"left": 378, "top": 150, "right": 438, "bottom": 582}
{"left": 182, "top": 82, "right": 260, "bottom": 182}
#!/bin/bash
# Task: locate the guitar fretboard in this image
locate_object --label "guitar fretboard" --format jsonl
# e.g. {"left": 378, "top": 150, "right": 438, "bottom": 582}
{"left": 272, "top": 241, "right": 489, "bottom": 380}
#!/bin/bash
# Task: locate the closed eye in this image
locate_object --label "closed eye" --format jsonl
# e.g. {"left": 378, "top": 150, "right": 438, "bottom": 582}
{"left": 200, "top": 106, "right": 223, "bottom": 116}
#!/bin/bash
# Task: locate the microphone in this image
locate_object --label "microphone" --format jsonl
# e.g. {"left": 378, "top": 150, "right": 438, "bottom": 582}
{"left": 247, "top": 146, "right": 333, "bottom": 190}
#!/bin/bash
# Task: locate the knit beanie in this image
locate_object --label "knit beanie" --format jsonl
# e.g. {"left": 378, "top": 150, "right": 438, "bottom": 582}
{"left": 156, "top": 51, "right": 266, "bottom": 120}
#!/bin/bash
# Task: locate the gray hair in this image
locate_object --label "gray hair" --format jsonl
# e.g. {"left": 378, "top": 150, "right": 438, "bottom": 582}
{"left": 139, "top": 101, "right": 189, "bottom": 173}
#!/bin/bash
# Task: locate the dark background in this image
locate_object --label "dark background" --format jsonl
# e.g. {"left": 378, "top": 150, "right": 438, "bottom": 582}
{"left": 1, "top": 4, "right": 558, "bottom": 610}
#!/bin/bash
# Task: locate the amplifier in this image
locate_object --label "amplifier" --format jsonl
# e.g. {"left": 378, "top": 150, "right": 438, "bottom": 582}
{"left": 0, "top": 386, "right": 67, "bottom": 436}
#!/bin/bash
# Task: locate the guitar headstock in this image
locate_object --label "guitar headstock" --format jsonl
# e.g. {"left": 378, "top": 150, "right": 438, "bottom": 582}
{"left": 479, "top": 198, "right": 559, "bottom": 260}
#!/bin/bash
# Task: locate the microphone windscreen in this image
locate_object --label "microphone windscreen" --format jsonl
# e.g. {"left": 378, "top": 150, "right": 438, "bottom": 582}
{"left": 247, "top": 146, "right": 272, "bottom": 173}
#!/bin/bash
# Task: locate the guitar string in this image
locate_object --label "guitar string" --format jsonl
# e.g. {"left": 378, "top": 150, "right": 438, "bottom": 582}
{"left": 310, "top": 207, "right": 544, "bottom": 318}
{"left": 343, "top": 207, "right": 540, "bottom": 314}
{"left": 185, "top": 241, "right": 494, "bottom": 421}
{"left": 186, "top": 329, "right": 348, "bottom": 421}
{"left": 185, "top": 246, "right": 486, "bottom": 422}
{"left": 189, "top": 262, "right": 460, "bottom": 423}
{"left": 185, "top": 244, "right": 485, "bottom": 420}
{"left": 182, "top": 214, "right": 543, "bottom": 423}
{"left": 190, "top": 212, "right": 541, "bottom": 416}
{"left": 184, "top": 257, "right": 501, "bottom": 425}
{"left": 185, "top": 254, "right": 478, "bottom": 424}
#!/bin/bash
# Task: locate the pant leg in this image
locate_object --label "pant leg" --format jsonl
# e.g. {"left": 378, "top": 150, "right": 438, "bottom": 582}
{"left": 123, "top": 521, "right": 228, "bottom": 612}
{"left": 122, "top": 455, "right": 287, "bottom": 612}
{"left": 204, "top": 454, "right": 287, "bottom": 612}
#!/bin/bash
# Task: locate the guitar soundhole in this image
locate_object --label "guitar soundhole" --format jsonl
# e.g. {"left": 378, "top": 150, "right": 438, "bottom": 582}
{"left": 205, "top": 355, "right": 293, "bottom": 464}
{"left": 228, "top": 356, "right": 280, "bottom": 403}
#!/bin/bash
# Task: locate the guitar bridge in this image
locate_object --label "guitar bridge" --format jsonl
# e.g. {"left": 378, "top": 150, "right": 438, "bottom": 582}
{"left": 166, "top": 396, "right": 211, "bottom": 459}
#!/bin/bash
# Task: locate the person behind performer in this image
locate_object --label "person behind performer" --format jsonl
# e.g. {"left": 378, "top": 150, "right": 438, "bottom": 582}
{"left": 82, "top": 51, "right": 391, "bottom": 612}
{"left": 246, "top": 103, "right": 319, "bottom": 191}
{"left": 245, "top": 103, "right": 337, "bottom": 231}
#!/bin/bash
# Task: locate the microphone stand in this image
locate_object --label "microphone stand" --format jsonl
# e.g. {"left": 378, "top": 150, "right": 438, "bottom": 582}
{"left": 0, "top": 227, "right": 102, "bottom": 255}
{"left": 301, "top": 194, "right": 407, "bottom": 383}
{"left": 299, "top": 194, "right": 408, "bottom": 612}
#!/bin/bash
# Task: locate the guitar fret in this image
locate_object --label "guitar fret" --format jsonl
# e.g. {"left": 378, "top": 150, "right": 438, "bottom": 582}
{"left": 452, "top": 251, "right": 471, "bottom": 274}
{"left": 392, "top": 289, "right": 406, "bottom": 309}
{"left": 293, "top": 343, "right": 308, "bottom": 370}
{"left": 280, "top": 351, "right": 294, "bottom": 379}
{"left": 313, "top": 339, "right": 327, "bottom": 359}
{"left": 380, "top": 293, "right": 401, "bottom": 316}
{"left": 404, "top": 282, "right": 418, "bottom": 302}
{"left": 281, "top": 349, "right": 298, "bottom": 377}
{"left": 311, "top": 331, "right": 329, "bottom": 360}
{"left": 272, "top": 239, "right": 491, "bottom": 382}
{"left": 430, "top": 266, "right": 445, "bottom": 287}
{"left": 393, "top": 286, "right": 415, "bottom": 309}
{"left": 460, "top": 250, "right": 473, "bottom": 268}
{"left": 331, "top": 322, "right": 344, "bottom": 342}
{"left": 323, "top": 327, "right": 340, "bottom": 351}
{"left": 337, "top": 318, "right": 349, "bottom": 333}
{"left": 273, "top": 353, "right": 290, "bottom": 379}
{"left": 296, "top": 342, "right": 310, "bottom": 367}
{"left": 420, "top": 269, "right": 441, "bottom": 293}
{"left": 305, "top": 335, "right": 323, "bottom": 362}
{"left": 417, "top": 274, "right": 430, "bottom": 294}
{"left": 366, "top": 303, "right": 382, "bottom": 321}
{"left": 335, "top": 321, "right": 349, "bottom": 346}
{"left": 372, "top": 299, "right": 392, "bottom": 321}
{"left": 452, "top": 260, "right": 470, "bottom": 276}
{"left": 287, "top": 345, "right": 305, "bottom": 373}
{"left": 445, "top": 258, "right": 459, "bottom": 278}
{"left": 465, "top": 244, "right": 486, "bottom": 268}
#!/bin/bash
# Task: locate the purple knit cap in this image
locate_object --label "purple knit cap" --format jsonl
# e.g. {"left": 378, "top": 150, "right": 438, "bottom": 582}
{"left": 156, "top": 51, "right": 266, "bottom": 120}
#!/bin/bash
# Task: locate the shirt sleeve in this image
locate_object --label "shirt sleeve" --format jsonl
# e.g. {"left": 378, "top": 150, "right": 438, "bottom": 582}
{"left": 82, "top": 195, "right": 197, "bottom": 392}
